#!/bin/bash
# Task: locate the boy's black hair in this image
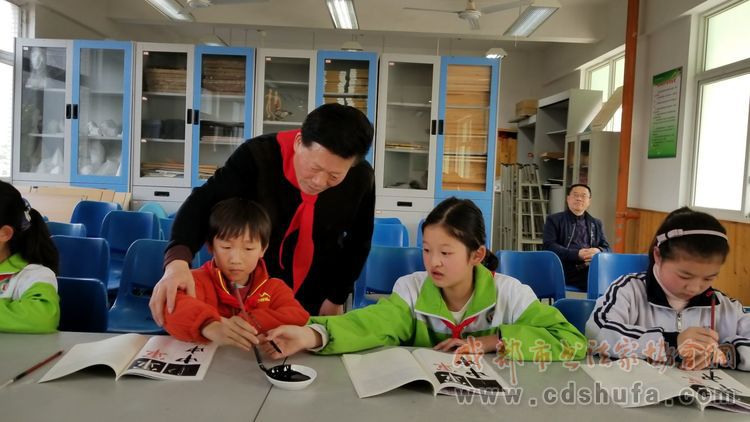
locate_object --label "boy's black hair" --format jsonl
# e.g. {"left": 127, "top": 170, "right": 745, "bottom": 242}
{"left": 567, "top": 184, "right": 592, "bottom": 196}
{"left": 649, "top": 206, "right": 729, "bottom": 268}
{"left": 0, "top": 181, "right": 58, "bottom": 273}
{"left": 422, "top": 197, "right": 498, "bottom": 271}
{"left": 206, "top": 198, "right": 272, "bottom": 248}
{"left": 300, "top": 103, "right": 374, "bottom": 162}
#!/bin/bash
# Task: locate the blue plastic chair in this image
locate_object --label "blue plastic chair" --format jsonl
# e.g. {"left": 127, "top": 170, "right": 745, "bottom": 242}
{"left": 159, "top": 217, "right": 174, "bottom": 240}
{"left": 138, "top": 202, "right": 169, "bottom": 219}
{"left": 415, "top": 218, "right": 425, "bottom": 247}
{"left": 57, "top": 276, "right": 109, "bottom": 332}
{"left": 52, "top": 235, "right": 110, "bottom": 289}
{"left": 553, "top": 298, "right": 596, "bottom": 334}
{"left": 70, "top": 200, "right": 122, "bottom": 238}
{"left": 353, "top": 246, "right": 425, "bottom": 309}
{"left": 498, "top": 250, "right": 566, "bottom": 302}
{"left": 108, "top": 239, "right": 168, "bottom": 334}
{"left": 100, "top": 211, "right": 160, "bottom": 294}
{"left": 372, "top": 223, "right": 409, "bottom": 247}
{"left": 46, "top": 221, "right": 87, "bottom": 237}
{"left": 374, "top": 217, "right": 403, "bottom": 225}
{"left": 587, "top": 253, "right": 649, "bottom": 299}
{"left": 196, "top": 243, "right": 212, "bottom": 267}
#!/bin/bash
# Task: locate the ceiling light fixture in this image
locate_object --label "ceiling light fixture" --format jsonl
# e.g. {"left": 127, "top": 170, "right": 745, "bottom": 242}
{"left": 340, "top": 40, "right": 363, "bottom": 51}
{"left": 199, "top": 34, "right": 228, "bottom": 46}
{"left": 326, "top": 0, "right": 359, "bottom": 30}
{"left": 485, "top": 47, "right": 508, "bottom": 59}
{"left": 503, "top": 0, "right": 560, "bottom": 37}
{"left": 145, "top": 0, "right": 195, "bottom": 22}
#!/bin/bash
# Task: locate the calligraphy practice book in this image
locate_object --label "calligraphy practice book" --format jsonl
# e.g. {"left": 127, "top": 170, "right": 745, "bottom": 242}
{"left": 39, "top": 334, "right": 218, "bottom": 382}
{"left": 341, "top": 347, "right": 510, "bottom": 398}
{"left": 584, "top": 359, "right": 750, "bottom": 413}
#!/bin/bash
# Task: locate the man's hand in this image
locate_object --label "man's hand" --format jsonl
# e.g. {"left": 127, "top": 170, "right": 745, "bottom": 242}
{"left": 318, "top": 299, "right": 344, "bottom": 316}
{"left": 201, "top": 316, "right": 259, "bottom": 351}
{"left": 149, "top": 260, "right": 196, "bottom": 326}
{"left": 578, "top": 248, "right": 601, "bottom": 262}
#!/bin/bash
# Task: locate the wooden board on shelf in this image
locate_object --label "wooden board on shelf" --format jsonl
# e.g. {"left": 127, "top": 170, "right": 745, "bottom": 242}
{"left": 144, "top": 68, "right": 186, "bottom": 93}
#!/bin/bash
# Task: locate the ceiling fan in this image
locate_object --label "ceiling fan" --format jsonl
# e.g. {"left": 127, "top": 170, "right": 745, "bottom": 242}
{"left": 404, "top": 0, "right": 532, "bottom": 30}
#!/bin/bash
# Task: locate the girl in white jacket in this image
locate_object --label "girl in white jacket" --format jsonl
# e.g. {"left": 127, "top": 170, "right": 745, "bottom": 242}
{"left": 587, "top": 207, "right": 749, "bottom": 371}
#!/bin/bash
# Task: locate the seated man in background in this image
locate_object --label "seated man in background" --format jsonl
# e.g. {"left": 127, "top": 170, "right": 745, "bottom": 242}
{"left": 542, "top": 184, "right": 610, "bottom": 291}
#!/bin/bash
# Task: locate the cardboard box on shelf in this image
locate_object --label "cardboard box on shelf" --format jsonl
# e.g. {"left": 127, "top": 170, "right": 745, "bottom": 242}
{"left": 515, "top": 99, "right": 538, "bottom": 117}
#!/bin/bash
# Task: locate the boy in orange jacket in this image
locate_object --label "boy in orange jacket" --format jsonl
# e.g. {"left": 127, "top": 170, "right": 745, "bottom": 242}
{"left": 163, "top": 198, "right": 310, "bottom": 351}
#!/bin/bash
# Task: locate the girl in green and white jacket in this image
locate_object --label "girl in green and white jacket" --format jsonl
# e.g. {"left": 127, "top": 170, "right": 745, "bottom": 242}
{"left": 262, "top": 197, "right": 586, "bottom": 361}
{"left": 0, "top": 181, "right": 60, "bottom": 333}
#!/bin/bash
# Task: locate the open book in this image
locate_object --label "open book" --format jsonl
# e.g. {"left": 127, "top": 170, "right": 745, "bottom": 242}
{"left": 39, "top": 334, "right": 218, "bottom": 382}
{"left": 584, "top": 359, "right": 750, "bottom": 413}
{"left": 341, "top": 347, "right": 510, "bottom": 399}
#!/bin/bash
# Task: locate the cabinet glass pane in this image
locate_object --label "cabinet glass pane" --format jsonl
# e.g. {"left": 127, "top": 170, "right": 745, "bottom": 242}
{"left": 18, "top": 46, "right": 67, "bottom": 174}
{"left": 140, "top": 51, "right": 188, "bottom": 179}
{"left": 579, "top": 138, "right": 590, "bottom": 185}
{"left": 383, "top": 61, "right": 433, "bottom": 191}
{"left": 261, "top": 56, "right": 310, "bottom": 134}
{"left": 442, "top": 64, "right": 490, "bottom": 192}
{"left": 565, "top": 141, "right": 576, "bottom": 185}
{"left": 322, "top": 58, "right": 369, "bottom": 117}
{"left": 78, "top": 48, "right": 125, "bottom": 177}
{"left": 198, "top": 54, "right": 246, "bottom": 180}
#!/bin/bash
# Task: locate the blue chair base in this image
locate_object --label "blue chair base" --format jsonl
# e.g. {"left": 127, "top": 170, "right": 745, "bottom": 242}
{"left": 108, "top": 296, "right": 165, "bottom": 334}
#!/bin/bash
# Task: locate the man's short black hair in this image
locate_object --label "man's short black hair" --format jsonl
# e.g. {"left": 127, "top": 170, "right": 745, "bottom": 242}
{"left": 301, "top": 103, "right": 374, "bottom": 161}
{"left": 567, "top": 183, "right": 592, "bottom": 197}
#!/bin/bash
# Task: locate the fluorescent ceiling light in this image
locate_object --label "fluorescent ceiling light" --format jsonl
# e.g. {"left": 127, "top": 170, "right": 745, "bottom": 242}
{"left": 503, "top": 0, "right": 560, "bottom": 37}
{"left": 326, "top": 0, "right": 359, "bottom": 30}
{"left": 485, "top": 48, "right": 507, "bottom": 59}
{"left": 145, "top": 0, "right": 195, "bottom": 22}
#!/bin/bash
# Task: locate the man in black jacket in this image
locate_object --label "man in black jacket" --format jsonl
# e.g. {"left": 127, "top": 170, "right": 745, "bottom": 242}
{"left": 150, "top": 104, "right": 375, "bottom": 323}
{"left": 542, "top": 184, "right": 610, "bottom": 291}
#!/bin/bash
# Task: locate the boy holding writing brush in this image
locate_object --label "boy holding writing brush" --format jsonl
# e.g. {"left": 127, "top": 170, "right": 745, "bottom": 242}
{"left": 163, "top": 198, "right": 309, "bottom": 351}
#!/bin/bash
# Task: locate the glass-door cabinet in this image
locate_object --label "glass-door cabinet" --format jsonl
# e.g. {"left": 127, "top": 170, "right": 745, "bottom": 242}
{"left": 435, "top": 57, "right": 499, "bottom": 240}
{"left": 71, "top": 40, "right": 133, "bottom": 191}
{"left": 316, "top": 50, "right": 377, "bottom": 163}
{"left": 191, "top": 45, "right": 254, "bottom": 187}
{"left": 254, "top": 49, "right": 316, "bottom": 137}
{"left": 132, "top": 43, "right": 194, "bottom": 188}
{"left": 12, "top": 39, "right": 73, "bottom": 184}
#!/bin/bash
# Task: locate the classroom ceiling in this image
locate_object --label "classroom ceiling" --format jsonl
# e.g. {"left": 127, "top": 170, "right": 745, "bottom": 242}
{"left": 32, "top": 0, "right": 621, "bottom": 51}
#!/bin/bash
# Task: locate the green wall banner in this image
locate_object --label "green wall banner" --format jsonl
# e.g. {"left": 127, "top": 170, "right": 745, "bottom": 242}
{"left": 648, "top": 67, "right": 682, "bottom": 159}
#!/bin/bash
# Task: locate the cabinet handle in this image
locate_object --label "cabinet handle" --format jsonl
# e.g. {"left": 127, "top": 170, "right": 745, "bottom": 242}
{"left": 65, "top": 104, "right": 72, "bottom": 119}
{"left": 437, "top": 120, "right": 444, "bottom": 135}
{"left": 430, "top": 120, "right": 437, "bottom": 135}
{"left": 186, "top": 109, "right": 193, "bottom": 124}
{"left": 154, "top": 191, "right": 170, "bottom": 197}
{"left": 396, "top": 201, "right": 413, "bottom": 207}
{"left": 72, "top": 104, "right": 79, "bottom": 120}
{"left": 193, "top": 109, "right": 200, "bottom": 125}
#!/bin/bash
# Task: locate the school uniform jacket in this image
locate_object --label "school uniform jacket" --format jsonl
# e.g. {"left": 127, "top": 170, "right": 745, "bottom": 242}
{"left": 0, "top": 253, "right": 59, "bottom": 333}
{"left": 309, "top": 265, "right": 587, "bottom": 361}
{"left": 166, "top": 131, "right": 375, "bottom": 314}
{"left": 586, "top": 271, "right": 750, "bottom": 371}
{"left": 163, "top": 259, "right": 310, "bottom": 343}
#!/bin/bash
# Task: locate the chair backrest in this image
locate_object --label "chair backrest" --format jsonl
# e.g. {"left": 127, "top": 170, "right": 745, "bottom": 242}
{"left": 372, "top": 223, "right": 409, "bottom": 247}
{"left": 374, "top": 217, "right": 403, "bottom": 225}
{"left": 159, "top": 217, "right": 174, "bottom": 240}
{"left": 498, "top": 250, "right": 566, "bottom": 301}
{"left": 353, "top": 246, "right": 424, "bottom": 308}
{"left": 70, "top": 200, "right": 122, "bottom": 238}
{"left": 57, "top": 276, "right": 109, "bottom": 332}
{"left": 47, "top": 221, "right": 87, "bottom": 237}
{"left": 415, "top": 218, "right": 425, "bottom": 247}
{"left": 587, "top": 253, "right": 649, "bottom": 299}
{"left": 52, "top": 235, "right": 110, "bottom": 285}
{"left": 553, "top": 298, "right": 596, "bottom": 334}
{"left": 138, "top": 202, "right": 169, "bottom": 219}
{"left": 100, "top": 211, "right": 160, "bottom": 257}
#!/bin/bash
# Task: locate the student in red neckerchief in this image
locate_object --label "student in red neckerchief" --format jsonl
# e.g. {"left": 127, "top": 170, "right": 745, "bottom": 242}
{"left": 162, "top": 198, "right": 309, "bottom": 350}
{"left": 151, "top": 104, "right": 374, "bottom": 323}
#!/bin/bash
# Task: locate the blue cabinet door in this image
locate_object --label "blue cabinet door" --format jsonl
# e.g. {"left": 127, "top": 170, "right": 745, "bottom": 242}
{"left": 191, "top": 46, "right": 255, "bottom": 187}
{"left": 315, "top": 50, "right": 378, "bottom": 164}
{"left": 71, "top": 40, "right": 133, "bottom": 191}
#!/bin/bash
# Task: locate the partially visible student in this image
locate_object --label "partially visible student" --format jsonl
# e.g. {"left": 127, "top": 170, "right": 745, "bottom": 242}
{"left": 261, "top": 197, "right": 586, "bottom": 361}
{"left": 163, "top": 198, "right": 310, "bottom": 351}
{"left": 587, "top": 207, "right": 750, "bottom": 371}
{"left": 0, "top": 181, "right": 60, "bottom": 333}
